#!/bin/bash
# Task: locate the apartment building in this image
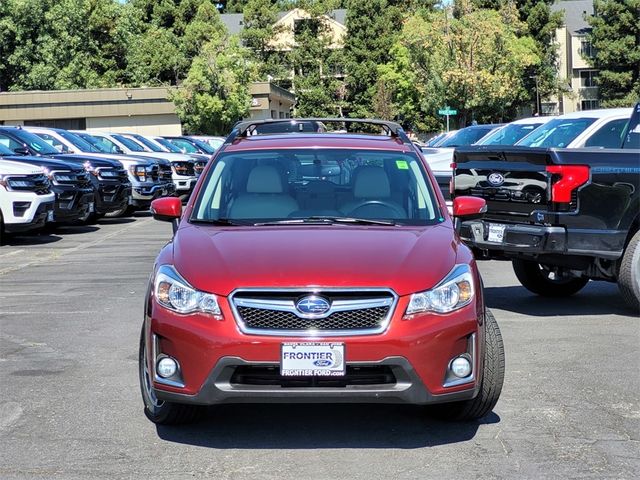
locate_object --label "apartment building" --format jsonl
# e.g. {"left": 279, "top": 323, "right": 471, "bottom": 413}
{"left": 546, "top": 0, "right": 599, "bottom": 114}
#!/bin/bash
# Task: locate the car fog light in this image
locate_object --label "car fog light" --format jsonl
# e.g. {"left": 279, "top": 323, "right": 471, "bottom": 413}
{"left": 451, "top": 356, "right": 471, "bottom": 378}
{"left": 157, "top": 357, "right": 178, "bottom": 378}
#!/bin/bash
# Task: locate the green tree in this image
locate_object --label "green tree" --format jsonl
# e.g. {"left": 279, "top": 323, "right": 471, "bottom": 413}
{"left": 241, "top": 0, "right": 288, "bottom": 79}
{"left": 342, "top": 0, "right": 402, "bottom": 118}
{"left": 171, "top": 35, "right": 257, "bottom": 134}
{"left": 587, "top": 0, "right": 640, "bottom": 107}
{"left": 0, "top": 0, "right": 130, "bottom": 91}
{"left": 381, "top": 5, "right": 539, "bottom": 128}
{"left": 470, "top": 0, "right": 563, "bottom": 113}
{"left": 286, "top": 0, "right": 344, "bottom": 116}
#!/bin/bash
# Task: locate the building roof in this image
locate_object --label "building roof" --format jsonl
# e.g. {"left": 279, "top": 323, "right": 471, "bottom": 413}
{"left": 551, "top": 0, "right": 594, "bottom": 34}
{"left": 220, "top": 9, "right": 347, "bottom": 36}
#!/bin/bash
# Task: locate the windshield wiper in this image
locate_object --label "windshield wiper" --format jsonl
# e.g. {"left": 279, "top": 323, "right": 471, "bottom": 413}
{"left": 190, "top": 218, "right": 249, "bottom": 226}
{"left": 254, "top": 216, "right": 398, "bottom": 226}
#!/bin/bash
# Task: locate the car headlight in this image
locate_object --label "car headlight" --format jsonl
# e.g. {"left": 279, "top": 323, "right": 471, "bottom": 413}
{"left": 154, "top": 265, "right": 221, "bottom": 317}
{"left": 129, "top": 165, "right": 148, "bottom": 182}
{"left": 406, "top": 264, "right": 475, "bottom": 315}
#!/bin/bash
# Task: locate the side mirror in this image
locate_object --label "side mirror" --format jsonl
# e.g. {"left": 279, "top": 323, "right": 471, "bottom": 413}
{"left": 12, "top": 146, "right": 30, "bottom": 155}
{"left": 151, "top": 197, "right": 182, "bottom": 232}
{"left": 452, "top": 196, "right": 487, "bottom": 220}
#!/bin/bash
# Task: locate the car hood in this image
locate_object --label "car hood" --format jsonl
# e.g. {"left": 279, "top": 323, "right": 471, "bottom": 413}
{"left": 126, "top": 151, "right": 193, "bottom": 163}
{"left": 0, "top": 159, "right": 45, "bottom": 175}
{"left": 1, "top": 155, "right": 81, "bottom": 172}
{"left": 171, "top": 224, "right": 459, "bottom": 297}
{"left": 51, "top": 153, "right": 122, "bottom": 168}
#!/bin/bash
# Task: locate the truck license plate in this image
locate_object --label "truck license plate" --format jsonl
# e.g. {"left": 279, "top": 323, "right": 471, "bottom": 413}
{"left": 487, "top": 223, "right": 506, "bottom": 243}
{"left": 46, "top": 211, "right": 54, "bottom": 222}
{"left": 88, "top": 202, "right": 95, "bottom": 213}
{"left": 281, "top": 342, "right": 345, "bottom": 376}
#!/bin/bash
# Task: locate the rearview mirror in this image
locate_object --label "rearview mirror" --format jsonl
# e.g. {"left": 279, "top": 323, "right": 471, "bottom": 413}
{"left": 12, "top": 146, "right": 30, "bottom": 155}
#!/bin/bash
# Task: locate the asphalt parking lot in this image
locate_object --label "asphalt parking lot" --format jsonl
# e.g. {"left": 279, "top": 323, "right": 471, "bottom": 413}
{"left": 0, "top": 216, "right": 638, "bottom": 479}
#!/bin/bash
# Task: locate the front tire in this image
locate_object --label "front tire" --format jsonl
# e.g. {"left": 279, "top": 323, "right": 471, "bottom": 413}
{"left": 512, "top": 259, "right": 588, "bottom": 297}
{"left": 428, "top": 310, "right": 505, "bottom": 421}
{"left": 138, "top": 327, "right": 202, "bottom": 425}
{"left": 618, "top": 230, "right": 640, "bottom": 311}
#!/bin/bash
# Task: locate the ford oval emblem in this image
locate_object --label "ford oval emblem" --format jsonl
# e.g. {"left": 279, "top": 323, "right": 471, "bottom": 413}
{"left": 296, "top": 296, "right": 331, "bottom": 315}
{"left": 487, "top": 172, "right": 505, "bottom": 187}
{"left": 313, "top": 359, "right": 333, "bottom": 367}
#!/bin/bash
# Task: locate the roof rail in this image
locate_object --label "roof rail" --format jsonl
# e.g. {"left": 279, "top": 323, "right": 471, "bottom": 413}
{"left": 224, "top": 118, "right": 413, "bottom": 146}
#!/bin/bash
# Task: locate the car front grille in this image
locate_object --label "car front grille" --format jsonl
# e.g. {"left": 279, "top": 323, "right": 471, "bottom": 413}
{"left": 230, "top": 365, "right": 396, "bottom": 387}
{"left": 230, "top": 290, "right": 397, "bottom": 336}
{"left": 158, "top": 164, "right": 173, "bottom": 181}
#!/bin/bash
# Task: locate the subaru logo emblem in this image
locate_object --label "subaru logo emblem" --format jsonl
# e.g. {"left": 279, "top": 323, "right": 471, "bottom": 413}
{"left": 295, "top": 296, "right": 331, "bottom": 315}
{"left": 487, "top": 172, "right": 505, "bottom": 187}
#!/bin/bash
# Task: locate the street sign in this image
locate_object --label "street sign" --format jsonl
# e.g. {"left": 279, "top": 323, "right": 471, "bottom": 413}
{"left": 438, "top": 107, "right": 457, "bottom": 115}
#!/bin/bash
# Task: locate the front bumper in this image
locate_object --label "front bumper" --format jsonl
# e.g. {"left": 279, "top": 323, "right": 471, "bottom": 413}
{"left": 459, "top": 220, "right": 626, "bottom": 260}
{"left": 51, "top": 186, "right": 95, "bottom": 223}
{"left": 3, "top": 199, "right": 55, "bottom": 233}
{"left": 94, "top": 180, "right": 132, "bottom": 215}
{"left": 131, "top": 182, "right": 176, "bottom": 207}
{"left": 147, "top": 296, "right": 483, "bottom": 406}
{"left": 172, "top": 175, "right": 197, "bottom": 193}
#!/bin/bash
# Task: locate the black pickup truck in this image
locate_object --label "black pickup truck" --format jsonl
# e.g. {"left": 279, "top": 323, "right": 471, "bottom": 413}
{"left": 453, "top": 104, "right": 640, "bottom": 310}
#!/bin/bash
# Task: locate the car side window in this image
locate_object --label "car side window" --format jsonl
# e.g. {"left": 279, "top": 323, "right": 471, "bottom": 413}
{"left": 34, "top": 133, "right": 67, "bottom": 152}
{"left": 585, "top": 119, "right": 628, "bottom": 148}
{"left": 0, "top": 133, "right": 23, "bottom": 151}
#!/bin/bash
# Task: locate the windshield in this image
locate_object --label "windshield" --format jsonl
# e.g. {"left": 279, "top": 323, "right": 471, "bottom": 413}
{"left": 477, "top": 123, "right": 545, "bottom": 146}
{"left": 517, "top": 118, "right": 597, "bottom": 148}
{"left": 0, "top": 129, "right": 59, "bottom": 155}
{"left": 189, "top": 138, "right": 216, "bottom": 154}
{"left": 0, "top": 143, "right": 15, "bottom": 155}
{"left": 439, "top": 127, "right": 495, "bottom": 147}
{"left": 75, "top": 133, "right": 112, "bottom": 153}
{"left": 167, "top": 138, "right": 199, "bottom": 153}
{"left": 128, "top": 135, "right": 163, "bottom": 152}
{"left": 192, "top": 148, "right": 441, "bottom": 226}
{"left": 58, "top": 130, "right": 101, "bottom": 152}
{"left": 154, "top": 137, "right": 183, "bottom": 153}
{"left": 112, "top": 134, "right": 145, "bottom": 152}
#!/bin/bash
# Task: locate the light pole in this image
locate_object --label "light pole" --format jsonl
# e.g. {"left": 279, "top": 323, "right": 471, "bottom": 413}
{"left": 530, "top": 75, "right": 541, "bottom": 116}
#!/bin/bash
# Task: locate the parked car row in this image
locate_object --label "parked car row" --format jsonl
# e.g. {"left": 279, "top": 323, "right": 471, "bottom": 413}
{"left": 0, "top": 126, "right": 223, "bottom": 242}
{"left": 421, "top": 107, "right": 634, "bottom": 202}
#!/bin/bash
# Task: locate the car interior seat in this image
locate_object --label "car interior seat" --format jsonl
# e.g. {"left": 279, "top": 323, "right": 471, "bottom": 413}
{"left": 340, "top": 166, "right": 407, "bottom": 219}
{"left": 228, "top": 165, "right": 299, "bottom": 219}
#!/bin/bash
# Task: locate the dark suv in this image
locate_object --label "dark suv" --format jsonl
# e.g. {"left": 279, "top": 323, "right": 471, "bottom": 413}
{"left": 140, "top": 118, "right": 504, "bottom": 425}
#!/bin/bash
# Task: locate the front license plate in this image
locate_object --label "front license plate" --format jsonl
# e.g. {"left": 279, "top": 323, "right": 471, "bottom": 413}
{"left": 128, "top": 195, "right": 134, "bottom": 205}
{"left": 46, "top": 210, "right": 54, "bottom": 222}
{"left": 281, "top": 342, "right": 345, "bottom": 376}
{"left": 88, "top": 202, "right": 95, "bottom": 213}
{"left": 487, "top": 223, "right": 506, "bottom": 243}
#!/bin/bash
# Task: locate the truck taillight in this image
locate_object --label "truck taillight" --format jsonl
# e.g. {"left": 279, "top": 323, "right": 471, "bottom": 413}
{"left": 546, "top": 165, "right": 590, "bottom": 203}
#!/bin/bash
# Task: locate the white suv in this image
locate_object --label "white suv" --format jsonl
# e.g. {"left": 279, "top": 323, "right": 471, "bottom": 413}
{"left": 0, "top": 160, "right": 55, "bottom": 243}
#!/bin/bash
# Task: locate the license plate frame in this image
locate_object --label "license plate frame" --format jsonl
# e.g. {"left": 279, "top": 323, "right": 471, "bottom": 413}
{"left": 281, "top": 342, "right": 345, "bottom": 377}
{"left": 487, "top": 223, "right": 506, "bottom": 243}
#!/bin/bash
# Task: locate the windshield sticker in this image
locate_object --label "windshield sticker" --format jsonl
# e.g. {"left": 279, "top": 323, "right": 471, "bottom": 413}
{"left": 396, "top": 160, "right": 409, "bottom": 170}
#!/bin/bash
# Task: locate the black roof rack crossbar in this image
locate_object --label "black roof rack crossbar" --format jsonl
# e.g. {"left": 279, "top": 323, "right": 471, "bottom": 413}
{"left": 224, "top": 118, "right": 412, "bottom": 146}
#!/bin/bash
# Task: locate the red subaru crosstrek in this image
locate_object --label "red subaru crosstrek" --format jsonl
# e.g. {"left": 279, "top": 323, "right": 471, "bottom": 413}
{"left": 140, "top": 119, "right": 504, "bottom": 424}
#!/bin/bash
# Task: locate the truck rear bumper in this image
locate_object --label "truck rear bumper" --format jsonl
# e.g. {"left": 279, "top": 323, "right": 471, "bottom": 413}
{"left": 459, "top": 220, "right": 625, "bottom": 260}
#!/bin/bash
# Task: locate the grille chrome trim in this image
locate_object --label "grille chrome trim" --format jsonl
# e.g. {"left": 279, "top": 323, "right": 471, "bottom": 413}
{"left": 229, "top": 288, "right": 398, "bottom": 337}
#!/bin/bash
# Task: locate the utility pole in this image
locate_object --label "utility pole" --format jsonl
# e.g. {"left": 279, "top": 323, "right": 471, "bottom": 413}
{"left": 530, "top": 75, "right": 541, "bottom": 115}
